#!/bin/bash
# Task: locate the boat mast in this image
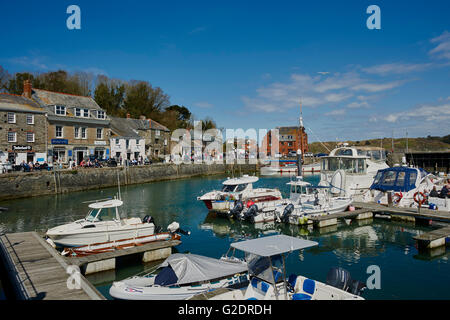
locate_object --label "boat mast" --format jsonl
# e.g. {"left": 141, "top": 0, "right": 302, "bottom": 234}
{"left": 297, "top": 98, "right": 304, "bottom": 176}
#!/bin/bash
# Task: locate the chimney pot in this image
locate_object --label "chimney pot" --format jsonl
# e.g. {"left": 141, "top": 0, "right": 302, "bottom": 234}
{"left": 23, "top": 80, "right": 32, "bottom": 99}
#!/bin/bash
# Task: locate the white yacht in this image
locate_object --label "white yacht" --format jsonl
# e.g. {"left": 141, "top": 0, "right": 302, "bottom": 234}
{"left": 46, "top": 198, "right": 157, "bottom": 247}
{"left": 197, "top": 175, "right": 282, "bottom": 215}
{"left": 319, "top": 145, "right": 388, "bottom": 201}
{"left": 369, "top": 166, "right": 450, "bottom": 211}
{"left": 193, "top": 235, "right": 365, "bottom": 300}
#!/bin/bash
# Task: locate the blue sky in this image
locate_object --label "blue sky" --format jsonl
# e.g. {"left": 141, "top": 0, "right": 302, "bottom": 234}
{"left": 1, "top": 0, "right": 449, "bottom": 142}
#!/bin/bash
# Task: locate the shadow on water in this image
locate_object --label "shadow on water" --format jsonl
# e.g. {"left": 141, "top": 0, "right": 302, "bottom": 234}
{"left": 1, "top": 173, "right": 449, "bottom": 300}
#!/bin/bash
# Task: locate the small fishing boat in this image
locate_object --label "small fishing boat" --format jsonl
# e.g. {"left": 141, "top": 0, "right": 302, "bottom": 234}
{"left": 194, "top": 235, "right": 365, "bottom": 300}
{"left": 109, "top": 253, "right": 249, "bottom": 300}
{"left": 46, "top": 198, "right": 158, "bottom": 248}
{"left": 197, "top": 175, "right": 282, "bottom": 215}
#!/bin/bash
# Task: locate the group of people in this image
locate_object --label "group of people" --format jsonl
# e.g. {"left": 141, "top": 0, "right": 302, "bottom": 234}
{"left": 19, "top": 160, "right": 51, "bottom": 172}
{"left": 427, "top": 179, "right": 450, "bottom": 198}
{"left": 69, "top": 158, "right": 103, "bottom": 169}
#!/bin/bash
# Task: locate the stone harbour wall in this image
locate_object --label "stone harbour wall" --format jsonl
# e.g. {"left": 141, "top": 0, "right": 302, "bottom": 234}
{"left": 0, "top": 163, "right": 259, "bottom": 201}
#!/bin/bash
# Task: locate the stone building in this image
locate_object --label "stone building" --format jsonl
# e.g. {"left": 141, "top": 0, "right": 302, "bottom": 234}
{"left": 121, "top": 115, "right": 171, "bottom": 160}
{"left": 109, "top": 116, "right": 145, "bottom": 162}
{"left": 23, "top": 80, "right": 111, "bottom": 164}
{"left": 0, "top": 93, "right": 47, "bottom": 164}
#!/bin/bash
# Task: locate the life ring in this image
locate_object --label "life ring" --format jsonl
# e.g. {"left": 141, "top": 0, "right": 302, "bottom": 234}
{"left": 413, "top": 192, "right": 427, "bottom": 206}
{"left": 393, "top": 192, "right": 403, "bottom": 205}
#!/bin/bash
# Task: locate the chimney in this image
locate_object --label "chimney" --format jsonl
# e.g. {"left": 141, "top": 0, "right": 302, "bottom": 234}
{"left": 140, "top": 115, "right": 146, "bottom": 120}
{"left": 126, "top": 113, "right": 131, "bottom": 119}
{"left": 23, "top": 80, "right": 32, "bottom": 99}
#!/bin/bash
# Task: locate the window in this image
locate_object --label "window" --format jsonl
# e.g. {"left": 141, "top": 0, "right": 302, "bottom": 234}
{"left": 7, "top": 131, "right": 16, "bottom": 142}
{"left": 83, "top": 109, "right": 89, "bottom": 118}
{"left": 7, "top": 112, "right": 16, "bottom": 124}
{"left": 81, "top": 127, "right": 87, "bottom": 139}
{"left": 74, "top": 127, "right": 80, "bottom": 139}
{"left": 26, "top": 132, "right": 35, "bottom": 142}
{"left": 115, "top": 138, "right": 120, "bottom": 145}
{"left": 97, "top": 110, "right": 105, "bottom": 119}
{"left": 126, "top": 139, "right": 129, "bottom": 149}
{"left": 155, "top": 130, "right": 160, "bottom": 136}
{"left": 26, "top": 114, "right": 34, "bottom": 124}
{"left": 55, "top": 126, "right": 63, "bottom": 138}
{"left": 55, "top": 105, "right": 66, "bottom": 115}
{"left": 96, "top": 128, "right": 102, "bottom": 139}
{"left": 75, "top": 108, "right": 81, "bottom": 117}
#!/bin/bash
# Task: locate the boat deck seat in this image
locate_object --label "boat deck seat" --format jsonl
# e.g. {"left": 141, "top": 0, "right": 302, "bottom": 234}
{"left": 292, "top": 278, "right": 316, "bottom": 300}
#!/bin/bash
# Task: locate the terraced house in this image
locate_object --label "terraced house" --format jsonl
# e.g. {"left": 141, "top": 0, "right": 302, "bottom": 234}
{"left": 123, "top": 115, "right": 171, "bottom": 160}
{"left": 0, "top": 93, "right": 47, "bottom": 165}
{"left": 23, "top": 80, "right": 111, "bottom": 165}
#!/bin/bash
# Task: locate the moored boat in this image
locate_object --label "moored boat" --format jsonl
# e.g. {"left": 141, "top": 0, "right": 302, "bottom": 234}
{"left": 197, "top": 175, "right": 282, "bottom": 215}
{"left": 109, "top": 253, "right": 249, "bottom": 300}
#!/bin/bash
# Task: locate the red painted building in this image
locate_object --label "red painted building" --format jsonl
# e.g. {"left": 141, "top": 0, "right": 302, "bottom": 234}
{"left": 261, "top": 126, "right": 308, "bottom": 157}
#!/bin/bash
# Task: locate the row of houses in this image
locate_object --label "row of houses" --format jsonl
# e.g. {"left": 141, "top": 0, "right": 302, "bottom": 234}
{"left": 0, "top": 80, "right": 170, "bottom": 165}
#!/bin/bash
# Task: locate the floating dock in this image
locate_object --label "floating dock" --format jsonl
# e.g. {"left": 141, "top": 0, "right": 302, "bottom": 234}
{"left": 0, "top": 231, "right": 181, "bottom": 300}
{"left": 413, "top": 226, "right": 450, "bottom": 249}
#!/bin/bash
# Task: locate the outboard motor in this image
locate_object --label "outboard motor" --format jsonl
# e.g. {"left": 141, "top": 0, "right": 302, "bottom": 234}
{"left": 229, "top": 200, "right": 244, "bottom": 219}
{"left": 326, "top": 267, "right": 366, "bottom": 296}
{"left": 281, "top": 203, "right": 295, "bottom": 223}
{"left": 142, "top": 215, "right": 154, "bottom": 224}
{"left": 243, "top": 204, "right": 258, "bottom": 221}
{"left": 167, "top": 221, "right": 191, "bottom": 236}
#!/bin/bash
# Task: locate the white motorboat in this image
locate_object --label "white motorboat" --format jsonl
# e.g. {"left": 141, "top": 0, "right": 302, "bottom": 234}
{"left": 46, "top": 198, "right": 158, "bottom": 247}
{"left": 197, "top": 175, "right": 282, "bottom": 215}
{"left": 193, "top": 235, "right": 365, "bottom": 300}
{"left": 319, "top": 145, "right": 389, "bottom": 201}
{"left": 109, "top": 253, "right": 249, "bottom": 300}
{"left": 369, "top": 166, "right": 450, "bottom": 211}
{"left": 229, "top": 177, "right": 352, "bottom": 225}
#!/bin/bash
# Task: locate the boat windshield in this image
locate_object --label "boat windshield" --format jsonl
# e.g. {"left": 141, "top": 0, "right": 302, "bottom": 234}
{"left": 357, "top": 149, "right": 385, "bottom": 161}
{"left": 291, "top": 185, "right": 312, "bottom": 194}
{"left": 321, "top": 157, "right": 366, "bottom": 174}
{"left": 246, "top": 253, "right": 284, "bottom": 284}
{"left": 222, "top": 184, "right": 247, "bottom": 192}
{"left": 85, "top": 207, "right": 117, "bottom": 222}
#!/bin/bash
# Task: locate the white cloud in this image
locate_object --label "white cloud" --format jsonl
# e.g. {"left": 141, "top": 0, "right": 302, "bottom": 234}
{"left": 347, "top": 101, "right": 370, "bottom": 109}
{"left": 7, "top": 56, "right": 48, "bottom": 70}
{"left": 430, "top": 31, "right": 450, "bottom": 60}
{"left": 325, "top": 109, "right": 346, "bottom": 116}
{"left": 242, "top": 70, "right": 404, "bottom": 113}
{"left": 362, "top": 62, "right": 432, "bottom": 75}
{"left": 383, "top": 103, "right": 450, "bottom": 123}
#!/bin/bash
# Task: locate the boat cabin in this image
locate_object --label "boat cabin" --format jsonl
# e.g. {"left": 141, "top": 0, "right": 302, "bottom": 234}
{"left": 370, "top": 167, "right": 428, "bottom": 192}
{"left": 85, "top": 199, "right": 123, "bottom": 222}
{"left": 221, "top": 175, "right": 259, "bottom": 193}
{"left": 321, "top": 146, "right": 385, "bottom": 175}
{"left": 286, "top": 179, "right": 314, "bottom": 201}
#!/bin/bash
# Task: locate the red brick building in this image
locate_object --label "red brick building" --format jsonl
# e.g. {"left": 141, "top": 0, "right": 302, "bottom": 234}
{"left": 261, "top": 126, "right": 308, "bottom": 157}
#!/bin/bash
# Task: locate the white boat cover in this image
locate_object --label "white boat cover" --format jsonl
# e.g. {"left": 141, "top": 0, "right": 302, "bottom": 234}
{"left": 160, "top": 253, "right": 248, "bottom": 285}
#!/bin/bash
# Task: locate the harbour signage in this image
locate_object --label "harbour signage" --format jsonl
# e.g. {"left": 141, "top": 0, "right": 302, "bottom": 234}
{"left": 94, "top": 140, "right": 107, "bottom": 146}
{"left": 51, "top": 139, "right": 69, "bottom": 145}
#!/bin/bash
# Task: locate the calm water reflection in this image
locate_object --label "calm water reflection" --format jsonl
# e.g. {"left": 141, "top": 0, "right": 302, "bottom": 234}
{"left": 0, "top": 173, "right": 449, "bottom": 300}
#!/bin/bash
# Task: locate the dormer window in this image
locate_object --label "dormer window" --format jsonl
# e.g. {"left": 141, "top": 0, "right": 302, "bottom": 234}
{"left": 55, "top": 105, "right": 66, "bottom": 116}
{"left": 74, "top": 108, "right": 89, "bottom": 117}
{"left": 97, "top": 110, "right": 106, "bottom": 119}
{"left": 83, "top": 109, "right": 89, "bottom": 117}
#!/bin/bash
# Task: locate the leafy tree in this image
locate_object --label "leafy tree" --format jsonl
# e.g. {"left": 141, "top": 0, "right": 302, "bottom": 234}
{"left": 0, "top": 66, "right": 11, "bottom": 92}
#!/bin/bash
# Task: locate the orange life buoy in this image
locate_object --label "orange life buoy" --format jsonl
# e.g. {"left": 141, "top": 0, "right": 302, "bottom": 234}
{"left": 393, "top": 192, "right": 403, "bottom": 204}
{"left": 413, "top": 192, "right": 427, "bottom": 206}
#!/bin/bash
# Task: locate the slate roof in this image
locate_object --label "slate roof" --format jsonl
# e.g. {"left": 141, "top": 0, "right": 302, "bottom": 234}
{"left": 32, "top": 88, "right": 103, "bottom": 110}
{"left": 124, "top": 118, "right": 170, "bottom": 132}
{"left": 0, "top": 93, "right": 45, "bottom": 113}
{"left": 110, "top": 117, "right": 142, "bottom": 139}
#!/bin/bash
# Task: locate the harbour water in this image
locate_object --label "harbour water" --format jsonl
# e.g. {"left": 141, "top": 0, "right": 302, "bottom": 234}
{"left": 0, "top": 173, "right": 449, "bottom": 300}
